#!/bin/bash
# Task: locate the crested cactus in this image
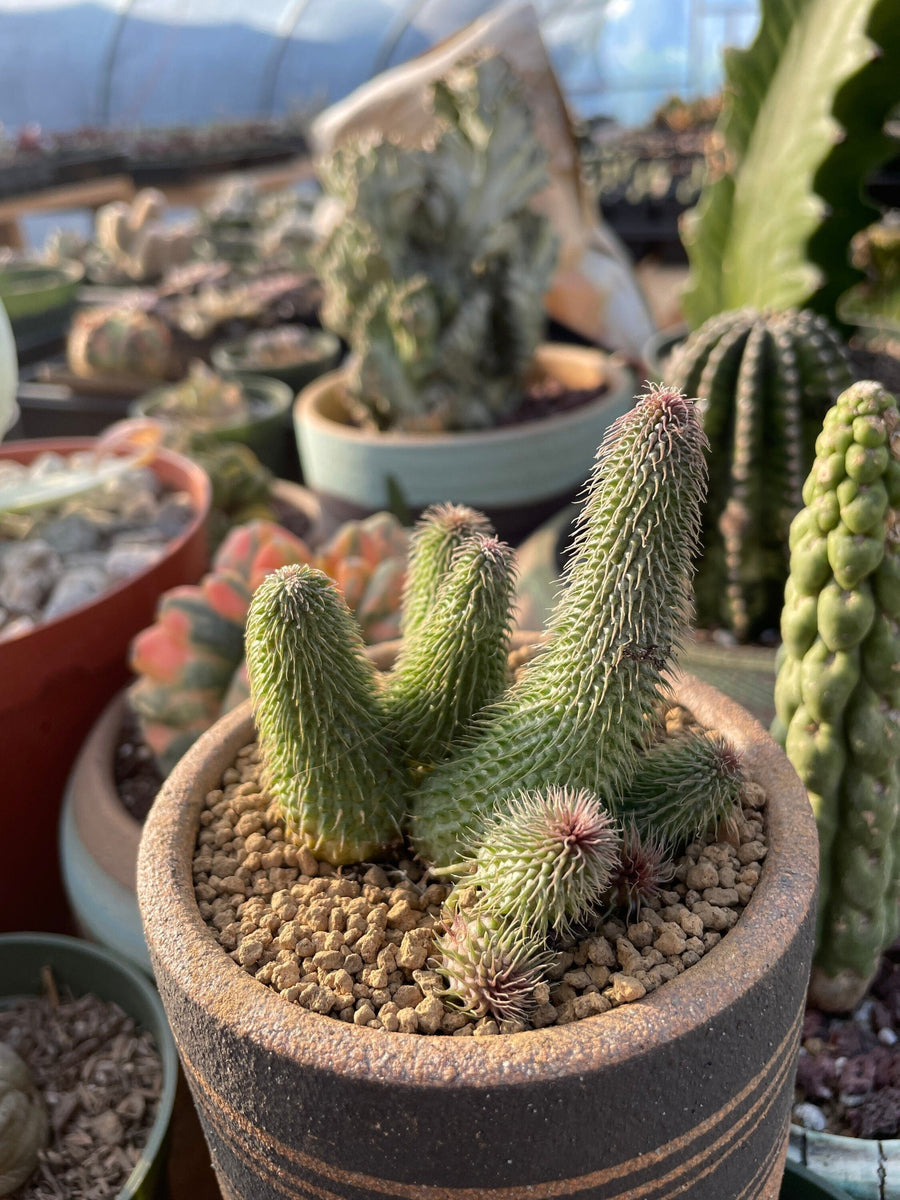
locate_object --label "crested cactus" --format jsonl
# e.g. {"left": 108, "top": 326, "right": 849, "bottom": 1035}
{"left": 772, "top": 378, "right": 900, "bottom": 1012}
{"left": 664, "top": 306, "right": 853, "bottom": 639}
{"left": 246, "top": 564, "right": 404, "bottom": 864}
{"left": 458, "top": 786, "right": 620, "bottom": 938}
{"left": 129, "top": 513, "right": 408, "bottom": 774}
{"left": 620, "top": 730, "right": 746, "bottom": 853}
{"left": 94, "top": 188, "right": 197, "bottom": 283}
{"left": 384, "top": 532, "right": 515, "bottom": 767}
{"left": 314, "top": 54, "right": 558, "bottom": 433}
{"left": 412, "top": 385, "right": 708, "bottom": 867}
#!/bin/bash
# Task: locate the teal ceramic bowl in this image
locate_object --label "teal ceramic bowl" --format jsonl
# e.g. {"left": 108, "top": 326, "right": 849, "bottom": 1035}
{"left": 0, "top": 932, "right": 177, "bottom": 1199}
{"left": 781, "top": 1160, "right": 854, "bottom": 1199}
{"left": 0, "top": 260, "right": 84, "bottom": 325}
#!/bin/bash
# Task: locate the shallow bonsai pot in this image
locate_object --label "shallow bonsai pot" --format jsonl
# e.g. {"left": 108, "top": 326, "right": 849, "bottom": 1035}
{"left": 0, "top": 437, "right": 210, "bottom": 934}
{"left": 211, "top": 329, "right": 342, "bottom": 393}
{"left": 294, "top": 344, "right": 635, "bottom": 543}
{"left": 0, "top": 932, "right": 178, "bottom": 1200}
{"left": 138, "top": 667, "right": 818, "bottom": 1200}
{"left": 131, "top": 373, "right": 296, "bottom": 480}
{"left": 0, "top": 260, "right": 85, "bottom": 352}
{"left": 787, "top": 1127, "right": 900, "bottom": 1199}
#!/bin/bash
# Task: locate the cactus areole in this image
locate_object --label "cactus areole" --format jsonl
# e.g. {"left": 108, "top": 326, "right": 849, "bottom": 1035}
{"left": 139, "top": 386, "right": 818, "bottom": 1199}
{"left": 773, "top": 379, "right": 900, "bottom": 1013}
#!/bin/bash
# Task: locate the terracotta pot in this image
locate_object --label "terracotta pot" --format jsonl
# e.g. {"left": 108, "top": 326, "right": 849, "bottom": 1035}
{"left": 138, "top": 665, "right": 818, "bottom": 1200}
{"left": 0, "top": 437, "right": 210, "bottom": 933}
{"left": 294, "top": 344, "right": 635, "bottom": 542}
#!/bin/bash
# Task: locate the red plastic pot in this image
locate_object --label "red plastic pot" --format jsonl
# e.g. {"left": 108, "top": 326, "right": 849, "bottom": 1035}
{"left": 0, "top": 437, "right": 210, "bottom": 933}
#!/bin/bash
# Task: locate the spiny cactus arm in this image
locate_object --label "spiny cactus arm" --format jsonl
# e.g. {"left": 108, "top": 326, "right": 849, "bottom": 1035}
{"left": 245, "top": 564, "right": 405, "bottom": 865}
{"left": 433, "top": 909, "right": 552, "bottom": 1025}
{"left": 681, "top": 0, "right": 899, "bottom": 328}
{"left": 413, "top": 387, "right": 708, "bottom": 867}
{"left": 385, "top": 533, "right": 515, "bottom": 767}
{"left": 774, "top": 379, "right": 900, "bottom": 1010}
{"left": 619, "top": 731, "right": 746, "bottom": 853}
{"left": 604, "top": 820, "right": 674, "bottom": 918}
{"left": 460, "top": 787, "right": 620, "bottom": 939}
{"left": 400, "top": 503, "right": 493, "bottom": 639}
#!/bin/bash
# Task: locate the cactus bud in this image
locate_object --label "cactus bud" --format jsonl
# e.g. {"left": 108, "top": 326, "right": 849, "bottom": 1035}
{"left": 605, "top": 820, "right": 674, "bottom": 917}
{"left": 621, "top": 731, "right": 745, "bottom": 853}
{"left": 463, "top": 787, "right": 620, "bottom": 937}
{"left": 434, "top": 910, "right": 551, "bottom": 1023}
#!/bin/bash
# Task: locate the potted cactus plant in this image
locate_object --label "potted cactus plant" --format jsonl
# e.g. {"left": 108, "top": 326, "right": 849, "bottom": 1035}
{"left": 62, "top": 511, "right": 409, "bottom": 972}
{"left": 295, "top": 54, "right": 634, "bottom": 543}
{"left": 139, "top": 385, "right": 818, "bottom": 1199}
{"left": 771, "top": 379, "right": 900, "bottom": 1198}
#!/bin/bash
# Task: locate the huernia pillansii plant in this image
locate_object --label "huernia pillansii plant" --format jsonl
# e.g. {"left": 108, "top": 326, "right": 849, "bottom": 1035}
{"left": 605, "top": 820, "right": 673, "bottom": 917}
{"left": 314, "top": 54, "right": 558, "bottom": 432}
{"left": 664, "top": 307, "right": 852, "bottom": 639}
{"left": 411, "top": 384, "right": 713, "bottom": 868}
{"left": 772, "top": 379, "right": 900, "bottom": 1012}
{"left": 244, "top": 387, "right": 751, "bottom": 1025}
{"left": 129, "top": 513, "right": 407, "bottom": 774}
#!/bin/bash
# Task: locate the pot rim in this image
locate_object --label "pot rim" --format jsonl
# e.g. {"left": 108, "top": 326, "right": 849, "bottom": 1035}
{"left": 0, "top": 436, "right": 210, "bottom": 649}
{"left": 134, "top": 372, "right": 295, "bottom": 425}
{"left": 295, "top": 343, "right": 630, "bottom": 450}
{"left": 212, "top": 327, "right": 341, "bottom": 371}
{"left": 138, "top": 655, "right": 818, "bottom": 1090}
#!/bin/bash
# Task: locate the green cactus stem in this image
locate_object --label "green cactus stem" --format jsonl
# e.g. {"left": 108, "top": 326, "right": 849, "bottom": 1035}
{"left": 245, "top": 563, "right": 404, "bottom": 865}
{"left": 400, "top": 503, "right": 493, "bottom": 639}
{"left": 433, "top": 910, "right": 551, "bottom": 1024}
{"left": 619, "top": 731, "right": 746, "bottom": 853}
{"left": 773, "top": 378, "right": 900, "bottom": 1011}
{"left": 665, "top": 307, "right": 852, "bottom": 639}
{"left": 459, "top": 786, "right": 620, "bottom": 938}
{"left": 412, "top": 386, "right": 708, "bottom": 867}
{"left": 385, "top": 532, "right": 516, "bottom": 767}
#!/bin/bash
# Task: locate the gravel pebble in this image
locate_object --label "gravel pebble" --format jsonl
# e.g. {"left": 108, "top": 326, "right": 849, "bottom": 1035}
{"left": 194, "top": 736, "right": 769, "bottom": 1036}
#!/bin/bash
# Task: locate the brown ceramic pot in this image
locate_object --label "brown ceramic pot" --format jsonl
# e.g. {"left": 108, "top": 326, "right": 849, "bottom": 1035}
{"left": 138, "top": 662, "right": 818, "bottom": 1200}
{"left": 0, "top": 437, "right": 210, "bottom": 933}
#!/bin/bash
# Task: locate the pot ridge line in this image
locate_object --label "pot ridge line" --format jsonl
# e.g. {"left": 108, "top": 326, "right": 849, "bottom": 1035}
{"left": 176, "top": 1003, "right": 803, "bottom": 1200}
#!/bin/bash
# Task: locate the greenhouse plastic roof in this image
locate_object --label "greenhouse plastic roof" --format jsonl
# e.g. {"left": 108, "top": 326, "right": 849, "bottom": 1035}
{"left": 0, "top": 0, "right": 759, "bottom": 134}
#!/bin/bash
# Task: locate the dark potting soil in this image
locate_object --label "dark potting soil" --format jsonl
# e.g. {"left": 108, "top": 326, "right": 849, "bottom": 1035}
{"left": 499, "top": 377, "right": 608, "bottom": 428}
{"left": 0, "top": 972, "right": 162, "bottom": 1199}
{"left": 114, "top": 703, "right": 164, "bottom": 824}
{"left": 794, "top": 935, "right": 900, "bottom": 1139}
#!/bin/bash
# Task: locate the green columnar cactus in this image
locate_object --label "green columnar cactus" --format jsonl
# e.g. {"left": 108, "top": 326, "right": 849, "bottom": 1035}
{"left": 315, "top": 54, "right": 558, "bottom": 432}
{"left": 665, "top": 307, "right": 853, "bottom": 639}
{"left": 433, "top": 910, "right": 551, "bottom": 1023}
{"left": 400, "top": 503, "right": 493, "bottom": 639}
{"left": 772, "top": 379, "right": 900, "bottom": 1012}
{"left": 245, "top": 564, "right": 404, "bottom": 864}
{"left": 459, "top": 786, "right": 620, "bottom": 938}
{"left": 412, "top": 386, "right": 709, "bottom": 867}
{"left": 384, "top": 532, "right": 516, "bottom": 767}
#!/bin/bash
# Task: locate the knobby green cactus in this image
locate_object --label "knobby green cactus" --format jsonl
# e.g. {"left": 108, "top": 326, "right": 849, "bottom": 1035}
{"left": 412, "top": 386, "right": 709, "bottom": 867}
{"left": 245, "top": 564, "right": 404, "bottom": 864}
{"left": 665, "top": 307, "right": 853, "bottom": 639}
{"left": 384, "top": 532, "right": 515, "bottom": 767}
{"left": 620, "top": 731, "right": 746, "bottom": 852}
{"left": 315, "top": 54, "right": 558, "bottom": 432}
{"left": 456, "top": 786, "right": 620, "bottom": 939}
{"left": 772, "top": 379, "right": 900, "bottom": 1012}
